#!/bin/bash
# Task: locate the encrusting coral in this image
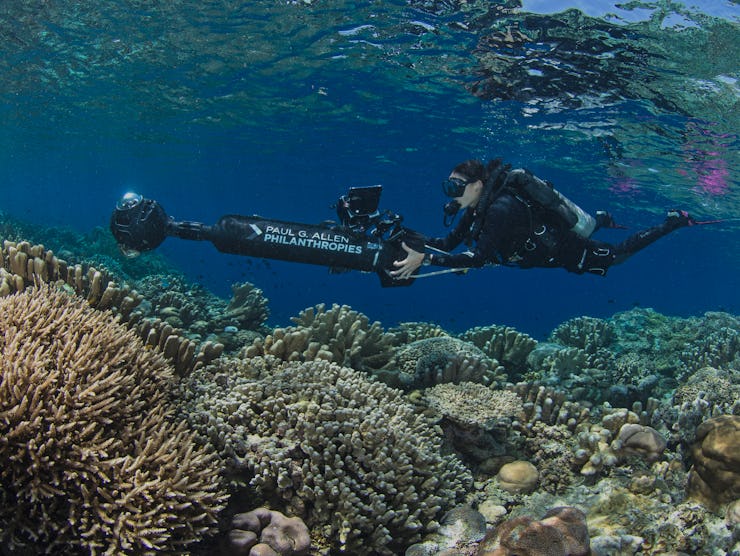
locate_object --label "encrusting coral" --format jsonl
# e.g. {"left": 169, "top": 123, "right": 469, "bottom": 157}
{"left": 476, "top": 506, "right": 590, "bottom": 556}
{"left": 0, "top": 285, "right": 227, "bottom": 554}
{"left": 179, "top": 355, "right": 472, "bottom": 556}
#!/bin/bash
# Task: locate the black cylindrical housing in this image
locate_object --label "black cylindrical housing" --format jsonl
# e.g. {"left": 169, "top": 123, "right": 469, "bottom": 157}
{"left": 206, "top": 215, "right": 385, "bottom": 272}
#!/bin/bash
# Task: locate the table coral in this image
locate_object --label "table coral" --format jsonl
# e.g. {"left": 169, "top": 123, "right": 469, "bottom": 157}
{"left": 179, "top": 355, "right": 473, "bottom": 555}
{"left": 423, "top": 382, "right": 523, "bottom": 462}
{"left": 0, "top": 285, "right": 226, "bottom": 554}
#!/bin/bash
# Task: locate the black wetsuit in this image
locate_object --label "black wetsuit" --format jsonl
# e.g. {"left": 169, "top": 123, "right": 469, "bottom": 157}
{"left": 426, "top": 189, "right": 684, "bottom": 276}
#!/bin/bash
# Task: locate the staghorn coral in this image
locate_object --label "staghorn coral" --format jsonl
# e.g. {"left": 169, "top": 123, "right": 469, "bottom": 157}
{"left": 459, "top": 324, "right": 538, "bottom": 377}
{"left": 179, "top": 355, "right": 472, "bottom": 556}
{"left": 0, "top": 285, "right": 226, "bottom": 554}
{"left": 384, "top": 336, "right": 501, "bottom": 389}
{"left": 133, "top": 317, "right": 224, "bottom": 376}
{"left": 509, "top": 383, "right": 591, "bottom": 432}
{"left": 244, "top": 303, "right": 395, "bottom": 372}
{"left": 0, "top": 239, "right": 220, "bottom": 375}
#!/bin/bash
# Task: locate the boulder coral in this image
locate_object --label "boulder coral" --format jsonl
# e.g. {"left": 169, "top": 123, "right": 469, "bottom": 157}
{"left": 179, "top": 355, "right": 472, "bottom": 555}
{"left": 687, "top": 415, "right": 740, "bottom": 509}
{"left": 225, "top": 508, "right": 310, "bottom": 556}
{"left": 0, "top": 285, "right": 226, "bottom": 554}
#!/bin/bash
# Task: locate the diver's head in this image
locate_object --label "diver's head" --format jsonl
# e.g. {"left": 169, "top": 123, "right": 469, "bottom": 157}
{"left": 442, "top": 159, "right": 485, "bottom": 224}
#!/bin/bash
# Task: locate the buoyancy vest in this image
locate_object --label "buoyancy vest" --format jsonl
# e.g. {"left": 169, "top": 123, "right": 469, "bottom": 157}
{"left": 468, "top": 163, "right": 597, "bottom": 245}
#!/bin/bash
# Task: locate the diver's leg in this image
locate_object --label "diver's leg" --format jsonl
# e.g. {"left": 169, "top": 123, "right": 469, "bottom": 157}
{"left": 612, "top": 210, "right": 694, "bottom": 265}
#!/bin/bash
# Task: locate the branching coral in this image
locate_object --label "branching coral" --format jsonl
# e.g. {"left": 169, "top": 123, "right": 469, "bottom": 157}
{"left": 549, "top": 316, "right": 616, "bottom": 354}
{"left": 179, "top": 355, "right": 472, "bottom": 555}
{"left": 459, "top": 324, "right": 538, "bottom": 376}
{"left": 389, "top": 321, "right": 450, "bottom": 343}
{"left": 135, "top": 275, "right": 269, "bottom": 339}
{"left": 245, "top": 303, "right": 395, "bottom": 372}
{"left": 1, "top": 239, "right": 141, "bottom": 317}
{"left": 0, "top": 285, "right": 226, "bottom": 554}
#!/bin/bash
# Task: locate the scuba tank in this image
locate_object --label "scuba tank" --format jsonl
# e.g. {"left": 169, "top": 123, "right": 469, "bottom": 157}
{"left": 505, "top": 169, "right": 597, "bottom": 238}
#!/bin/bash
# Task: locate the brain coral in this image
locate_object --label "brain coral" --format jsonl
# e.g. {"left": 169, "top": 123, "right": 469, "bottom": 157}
{"left": 179, "top": 355, "right": 473, "bottom": 555}
{"left": 0, "top": 286, "right": 226, "bottom": 554}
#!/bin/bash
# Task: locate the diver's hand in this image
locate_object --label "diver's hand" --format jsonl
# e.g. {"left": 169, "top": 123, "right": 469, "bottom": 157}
{"left": 390, "top": 242, "right": 425, "bottom": 280}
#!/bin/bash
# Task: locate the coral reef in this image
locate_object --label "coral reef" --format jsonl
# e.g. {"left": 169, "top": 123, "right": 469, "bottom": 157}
{"left": 406, "top": 505, "right": 487, "bottom": 556}
{"left": 0, "top": 239, "right": 222, "bottom": 375}
{"left": 245, "top": 303, "right": 395, "bottom": 372}
{"left": 0, "top": 285, "right": 226, "bottom": 554}
{"left": 179, "top": 355, "right": 472, "bottom": 555}
{"left": 384, "top": 336, "right": 501, "bottom": 389}
{"left": 225, "top": 508, "right": 310, "bottom": 556}
{"left": 135, "top": 275, "right": 270, "bottom": 345}
{"left": 1, "top": 239, "right": 141, "bottom": 318}
{"left": 549, "top": 316, "right": 616, "bottom": 355}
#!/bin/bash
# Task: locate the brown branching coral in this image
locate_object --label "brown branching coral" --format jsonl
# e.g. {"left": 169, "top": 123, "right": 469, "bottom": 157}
{"left": 548, "top": 316, "right": 616, "bottom": 354}
{"left": 389, "top": 321, "right": 450, "bottom": 343}
{"left": 0, "top": 238, "right": 141, "bottom": 317}
{"left": 0, "top": 239, "right": 224, "bottom": 376}
{"left": 0, "top": 285, "right": 226, "bottom": 554}
{"left": 459, "top": 324, "right": 538, "bottom": 375}
{"left": 244, "top": 303, "right": 395, "bottom": 372}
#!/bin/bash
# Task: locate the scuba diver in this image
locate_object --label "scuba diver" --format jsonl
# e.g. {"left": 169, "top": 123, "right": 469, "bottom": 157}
{"left": 390, "top": 159, "right": 697, "bottom": 280}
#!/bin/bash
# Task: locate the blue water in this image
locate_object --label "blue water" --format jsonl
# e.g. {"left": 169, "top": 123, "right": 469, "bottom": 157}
{"left": 0, "top": 0, "right": 738, "bottom": 338}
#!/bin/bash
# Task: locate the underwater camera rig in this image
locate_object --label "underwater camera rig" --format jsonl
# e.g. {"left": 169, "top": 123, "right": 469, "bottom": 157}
{"left": 109, "top": 185, "right": 422, "bottom": 287}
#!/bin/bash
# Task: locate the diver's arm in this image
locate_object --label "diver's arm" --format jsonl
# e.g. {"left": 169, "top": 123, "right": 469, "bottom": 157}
{"left": 425, "top": 209, "right": 475, "bottom": 252}
{"left": 424, "top": 202, "right": 509, "bottom": 268}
